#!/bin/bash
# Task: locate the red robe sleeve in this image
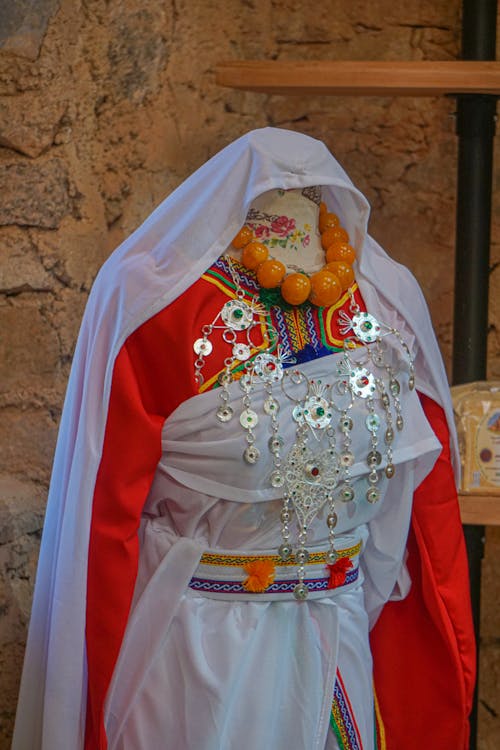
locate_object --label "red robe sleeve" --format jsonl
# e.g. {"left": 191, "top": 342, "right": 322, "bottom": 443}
{"left": 371, "top": 394, "right": 476, "bottom": 750}
{"left": 84, "top": 279, "right": 237, "bottom": 749}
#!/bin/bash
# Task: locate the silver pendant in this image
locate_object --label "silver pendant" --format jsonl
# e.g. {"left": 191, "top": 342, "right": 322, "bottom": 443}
{"left": 240, "top": 409, "right": 259, "bottom": 429}
{"left": 221, "top": 300, "right": 254, "bottom": 330}
{"left": 193, "top": 338, "right": 213, "bottom": 356}
{"left": 349, "top": 367, "right": 376, "bottom": 398}
{"left": 351, "top": 312, "right": 382, "bottom": 343}
{"left": 302, "top": 396, "right": 333, "bottom": 430}
{"left": 244, "top": 445, "right": 260, "bottom": 464}
{"left": 366, "top": 413, "right": 380, "bottom": 432}
{"left": 216, "top": 405, "right": 233, "bottom": 422}
{"left": 232, "top": 343, "right": 251, "bottom": 361}
{"left": 283, "top": 444, "right": 340, "bottom": 528}
{"left": 264, "top": 397, "right": 280, "bottom": 415}
{"left": 366, "top": 486, "right": 381, "bottom": 503}
{"left": 338, "top": 484, "right": 355, "bottom": 503}
{"left": 253, "top": 353, "right": 283, "bottom": 383}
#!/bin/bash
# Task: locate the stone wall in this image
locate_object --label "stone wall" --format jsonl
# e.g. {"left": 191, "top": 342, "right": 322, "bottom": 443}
{"left": 0, "top": 1, "right": 499, "bottom": 747}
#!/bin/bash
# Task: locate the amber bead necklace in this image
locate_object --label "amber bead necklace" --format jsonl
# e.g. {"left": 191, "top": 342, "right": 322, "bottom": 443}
{"left": 231, "top": 202, "right": 357, "bottom": 308}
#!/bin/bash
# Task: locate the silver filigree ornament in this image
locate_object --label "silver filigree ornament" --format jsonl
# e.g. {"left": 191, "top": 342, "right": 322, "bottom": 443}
{"left": 192, "top": 254, "right": 416, "bottom": 602}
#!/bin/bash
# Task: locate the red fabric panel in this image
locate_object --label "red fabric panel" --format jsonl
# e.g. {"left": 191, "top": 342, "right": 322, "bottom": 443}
{"left": 371, "top": 394, "right": 476, "bottom": 750}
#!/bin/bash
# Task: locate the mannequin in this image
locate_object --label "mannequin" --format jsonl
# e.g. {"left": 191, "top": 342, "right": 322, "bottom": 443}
{"left": 12, "top": 128, "right": 474, "bottom": 750}
{"left": 226, "top": 186, "right": 326, "bottom": 272}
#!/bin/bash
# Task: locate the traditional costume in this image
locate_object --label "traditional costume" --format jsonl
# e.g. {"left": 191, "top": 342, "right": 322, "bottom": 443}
{"left": 13, "top": 128, "right": 475, "bottom": 750}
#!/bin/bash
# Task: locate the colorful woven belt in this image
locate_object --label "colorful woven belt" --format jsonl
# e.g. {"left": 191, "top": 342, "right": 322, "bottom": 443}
{"left": 188, "top": 540, "right": 362, "bottom": 601}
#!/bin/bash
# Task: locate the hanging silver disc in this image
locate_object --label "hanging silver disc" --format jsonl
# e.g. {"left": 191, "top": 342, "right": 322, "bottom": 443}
{"left": 216, "top": 405, "right": 233, "bottom": 422}
{"left": 303, "top": 396, "right": 332, "bottom": 430}
{"left": 264, "top": 397, "right": 280, "bottom": 415}
{"left": 232, "top": 343, "right": 251, "bottom": 361}
{"left": 253, "top": 352, "right": 284, "bottom": 383}
{"left": 366, "top": 413, "right": 380, "bottom": 432}
{"left": 221, "top": 299, "right": 254, "bottom": 330}
{"left": 349, "top": 367, "right": 376, "bottom": 398}
{"left": 351, "top": 312, "right": 381, "bottom": 343}
{"left": 244, "top": 445, "right": 260, "bottom": 464}
{"left": 240, "top": 409, "right": 259, "bottom": 429}
{"left": 193, "top": 338, "right": 213, "bottom": 356}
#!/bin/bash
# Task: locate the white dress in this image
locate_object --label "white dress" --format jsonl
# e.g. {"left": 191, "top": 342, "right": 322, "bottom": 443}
{"left": 104, "top": 350, "right": 440, "bottom": 750}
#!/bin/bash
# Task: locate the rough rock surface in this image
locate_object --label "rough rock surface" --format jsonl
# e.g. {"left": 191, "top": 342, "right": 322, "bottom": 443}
{"left": 0, "top": 1, "right": 499, "bottom": 747}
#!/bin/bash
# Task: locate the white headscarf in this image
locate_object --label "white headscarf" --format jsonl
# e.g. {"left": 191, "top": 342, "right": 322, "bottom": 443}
{"left": 13, "top": 127, "right": 457, "bottom": 750}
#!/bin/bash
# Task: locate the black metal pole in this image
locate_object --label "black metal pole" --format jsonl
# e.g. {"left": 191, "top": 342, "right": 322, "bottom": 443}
{"left": 452, "top": 2, "right": 497, "bottom": 748}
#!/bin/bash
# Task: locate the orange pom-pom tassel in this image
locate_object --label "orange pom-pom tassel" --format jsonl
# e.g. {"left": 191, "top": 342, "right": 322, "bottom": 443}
{"left": 242, "top": 559, "right": 276, "bottom": 593}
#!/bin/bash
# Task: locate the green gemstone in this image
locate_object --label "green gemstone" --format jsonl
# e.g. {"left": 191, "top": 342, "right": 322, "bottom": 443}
{"left": 316, "top": 407, "right": 325, "bottom": 416}
{"left": 233, "top": 309, "right": 244, "bottom": 319}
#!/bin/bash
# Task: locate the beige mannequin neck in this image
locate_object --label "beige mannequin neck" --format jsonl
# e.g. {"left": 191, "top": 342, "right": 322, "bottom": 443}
{"left": 227, "top": 187, "right": 325, "bottom": 273}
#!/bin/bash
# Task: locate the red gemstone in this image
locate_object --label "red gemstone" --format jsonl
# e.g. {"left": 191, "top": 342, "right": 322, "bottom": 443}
{"left": 311, "top": 467, "right": 320, "bottom": 476}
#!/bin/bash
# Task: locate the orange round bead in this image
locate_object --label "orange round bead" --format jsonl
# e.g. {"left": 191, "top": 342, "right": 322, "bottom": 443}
{"left": 241, "top": 242, "right": 269, "bottom": 270}
{"left": 309, "top": 270, "right": 342, "bottom": 307}
{"left": 319, "top": 201, "right": 328, "bottom": 215}
{"left": 256, "top": 259, "right": 286, "bottom": 288}
{"left": 325, "top": 242, "right": 356, "bottom": 265}
{"left": 325, "top": 261, "right": 355, "bottom": 291}
{"left": 319, "top": 212, "right": 340, "bottom": 233}
{"left": 281, "top": 273, "right": 312, "bottom": 306}
{"left": 321, "top": 226, "right": 349, "bottom": 249}
{"left": 232, "top": 226, "right": 254, "bottom": 249}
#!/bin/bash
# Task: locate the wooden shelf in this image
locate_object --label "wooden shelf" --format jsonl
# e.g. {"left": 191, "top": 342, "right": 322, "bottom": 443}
{"left": 216, "top": 61, "right": 500, "bottom": 97}
{"left": 459, "top": 493, "right": 500, "bottom": 526}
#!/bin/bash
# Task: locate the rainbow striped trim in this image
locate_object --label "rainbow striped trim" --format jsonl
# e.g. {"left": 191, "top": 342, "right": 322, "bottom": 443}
{"left": 330, "top": 670, "right": 363, "bottom": 750}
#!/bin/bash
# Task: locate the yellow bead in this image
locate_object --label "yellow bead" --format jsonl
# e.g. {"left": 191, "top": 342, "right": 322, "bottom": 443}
{"left": 241, "top": 242, "right": 269, "bottom": 270}
{"left": 321, "top": 226, "right": 349, "bottom": 249}
{"left": 281, "top": 273, "right": 312, "bottom": 306}
{"left": 319, "top": 212, "right": 340, "bottom": 233}
{"left": 309, "top": 270, "right": 342, "bottom": 307}
{"left": 256, "top": 259, "right": 286, "bottom": 288}
{"left": 325, "top": 261, "right": 355, "bottom": 291}
{"left": 232, "top": 226, "right": 254, "bottom": 249}
{"left": 325, "top": 242, "right": 356, "bottom": 265}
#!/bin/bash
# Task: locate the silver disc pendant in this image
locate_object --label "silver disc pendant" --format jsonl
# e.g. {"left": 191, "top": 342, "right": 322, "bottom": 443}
{"left": 240, "top": 409, "right": 259, "bottom": 429}
{"left": 233, "top": 343, "right": 251, "bottom": 361}
{"left": 367, "top": 450, "right": 382, "bottom": 467}
{"left": 216, "top": 405, "right": 233, "bottom": 422}
{"left": 303, "top": 396, "right": 333, "bottom": 430}
{"left": 264, "top": 397, "right": 280, "bottom": 415}
{"left": 340, "top": 451, "right": 355, "bottom": 467}
{"left": 253, "top": 353, "right": 283, "bottom": 383}
{"left": 193, "top": 338, "right": 213, "bottom": 356}
{"left": 270, "top": 470, "right": 285, "bottom": 488}
{"left": 366, "top": 486, "right": 381, "bottom": 503}
{"left": 244, "top": 445, "right": 260, "bottom": 464}
{"left": 349, "top": 367, "right": 376, "bottom": 398}
{"left": 292, "top": 405, "right": 304, "bottom": 423}
{"left": 351, "top": 312, "right": 382, "bottom": 343}
{"left": 338, "top": 484, "right": 355, "bottom": 503}
{"left": 218, "top": 371, "right": 232, "bottom": 386}
{"left": 268, "top": 435, "right": 284, "bottom": 452}
{"left": 221, "top": 300, "right": 254, "bottom": 330}
{"left": 294, "top": 583, "right": 309, "bottom": 601}
{"left": 366, "top": 414, "right": 380, "bottom": 432}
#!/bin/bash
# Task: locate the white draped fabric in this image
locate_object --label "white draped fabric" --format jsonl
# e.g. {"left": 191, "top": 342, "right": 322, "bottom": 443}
{"left": 105, "top": 353, "right": 439, "bottom": 749}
